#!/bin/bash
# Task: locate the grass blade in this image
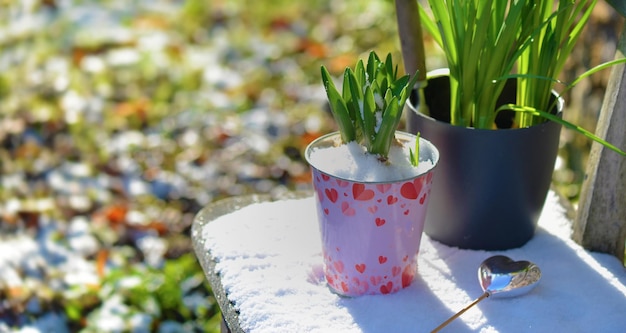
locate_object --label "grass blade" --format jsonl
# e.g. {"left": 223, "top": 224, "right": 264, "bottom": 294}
{"left": 321, "top": 66, "right": 356, "bottom": 143}
{"left": 498, "top": 104, "right": 626, "bottom": 156}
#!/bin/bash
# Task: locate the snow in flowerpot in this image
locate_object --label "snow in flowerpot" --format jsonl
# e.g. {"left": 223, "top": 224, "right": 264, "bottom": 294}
{"left": 405, "top": 70, "right": 562, "bottom": 250}
{"left": 307, "top": 52, "right": 439, "bottom": 296}
{"left": 306, "top": 131, "right": 438, "bottom": 296}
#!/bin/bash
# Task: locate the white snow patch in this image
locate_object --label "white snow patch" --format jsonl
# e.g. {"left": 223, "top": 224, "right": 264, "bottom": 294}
{"left": 308, "top": 138, "right": 435, "bottom": 182}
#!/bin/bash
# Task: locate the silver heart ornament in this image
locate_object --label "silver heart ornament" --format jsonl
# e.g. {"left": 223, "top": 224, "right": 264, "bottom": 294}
{"left": 478, "top": 255, "right": 542, "bottom": 298}
{"left": 432, "top": 255, "right": 542, "bottom": 332}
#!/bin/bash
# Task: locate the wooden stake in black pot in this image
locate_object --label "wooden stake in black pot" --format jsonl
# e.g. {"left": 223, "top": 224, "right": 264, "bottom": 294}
{"left": 394, "top": 0, "right": 429, "bottom": 116}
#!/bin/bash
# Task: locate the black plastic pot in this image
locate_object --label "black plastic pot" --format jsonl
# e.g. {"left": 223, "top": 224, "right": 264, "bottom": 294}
{"left": 405, "top": 72, "right": 562, "bottom": 250}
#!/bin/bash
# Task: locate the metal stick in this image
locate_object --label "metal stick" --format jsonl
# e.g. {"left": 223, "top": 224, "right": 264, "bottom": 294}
{"left": 431, "top": 291, "right": 491, "bottom": 333}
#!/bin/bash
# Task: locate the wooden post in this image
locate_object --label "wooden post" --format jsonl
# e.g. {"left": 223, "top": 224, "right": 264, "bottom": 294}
{"left": 573, "top": 24, "right": 626, "bottom": 263}
{"left": 394, "top": 0, "right": 426, "bottom": 80}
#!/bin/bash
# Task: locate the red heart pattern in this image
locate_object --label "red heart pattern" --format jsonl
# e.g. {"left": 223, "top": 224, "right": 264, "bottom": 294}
{"left": 376, "top": 184, "right": 391, "bottom": 193}
{"left": 333, "top": 261, "right": 344, "bottom": 274}
{"left": 402, "top": 264, "right": 415, "bottom": 288}
{"left": 311, "top": 165, "right": 435, "bottom": 296}
{"left": 419, "top": 193, "right": 427, "bottom": 205}
{"left": 325, "top": 188, "right": 338, "bottom": 203}
{"left": 380, "top": 281, "right": 393, "bottom": 294}
{"left": 400, "top": 182, "right": 418, "bottom": 199}
{"left": 400, "top": 178, "right": 424, "bottom": 200}
{"left": 353, "top": 184, "right": 375, "bottom": 201}
{"left": 370, "top": 276, "right": 382, "bottom": 286}
{"left": 341, "top": 202, "right": 355, "bottom": 216}
{"left": 336, "top": 179, "right": 349, "bottom": 187}
{"left": 387, "top": 195, "right": 398, "bottom": 205}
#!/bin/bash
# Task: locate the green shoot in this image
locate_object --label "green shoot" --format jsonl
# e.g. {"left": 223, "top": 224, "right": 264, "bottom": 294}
{"left": 410, "top": 132, "right": 421, "bottom": 167}
{"left": 321, "top": 51, "right": 419, "bottom": 161}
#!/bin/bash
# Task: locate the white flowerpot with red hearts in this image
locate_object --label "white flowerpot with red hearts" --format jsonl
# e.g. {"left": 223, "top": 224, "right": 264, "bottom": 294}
{"left": 305, "top": 131, "right": 439, "bottom": 296}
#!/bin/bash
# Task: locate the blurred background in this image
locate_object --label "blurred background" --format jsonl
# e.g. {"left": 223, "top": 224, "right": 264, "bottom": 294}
{"left": 0, "top": 0, "right": 622, "bottom": 331}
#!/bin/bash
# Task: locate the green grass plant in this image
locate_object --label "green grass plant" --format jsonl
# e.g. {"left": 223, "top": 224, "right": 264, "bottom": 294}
{"left": 516, "top": 0, "right": 597, "bottom": 127}
{"left": 418, "top": 0, "right": 626, "bottom": 155}
{"left": 419, "top": 0, "right": 535, "bottom": 129}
